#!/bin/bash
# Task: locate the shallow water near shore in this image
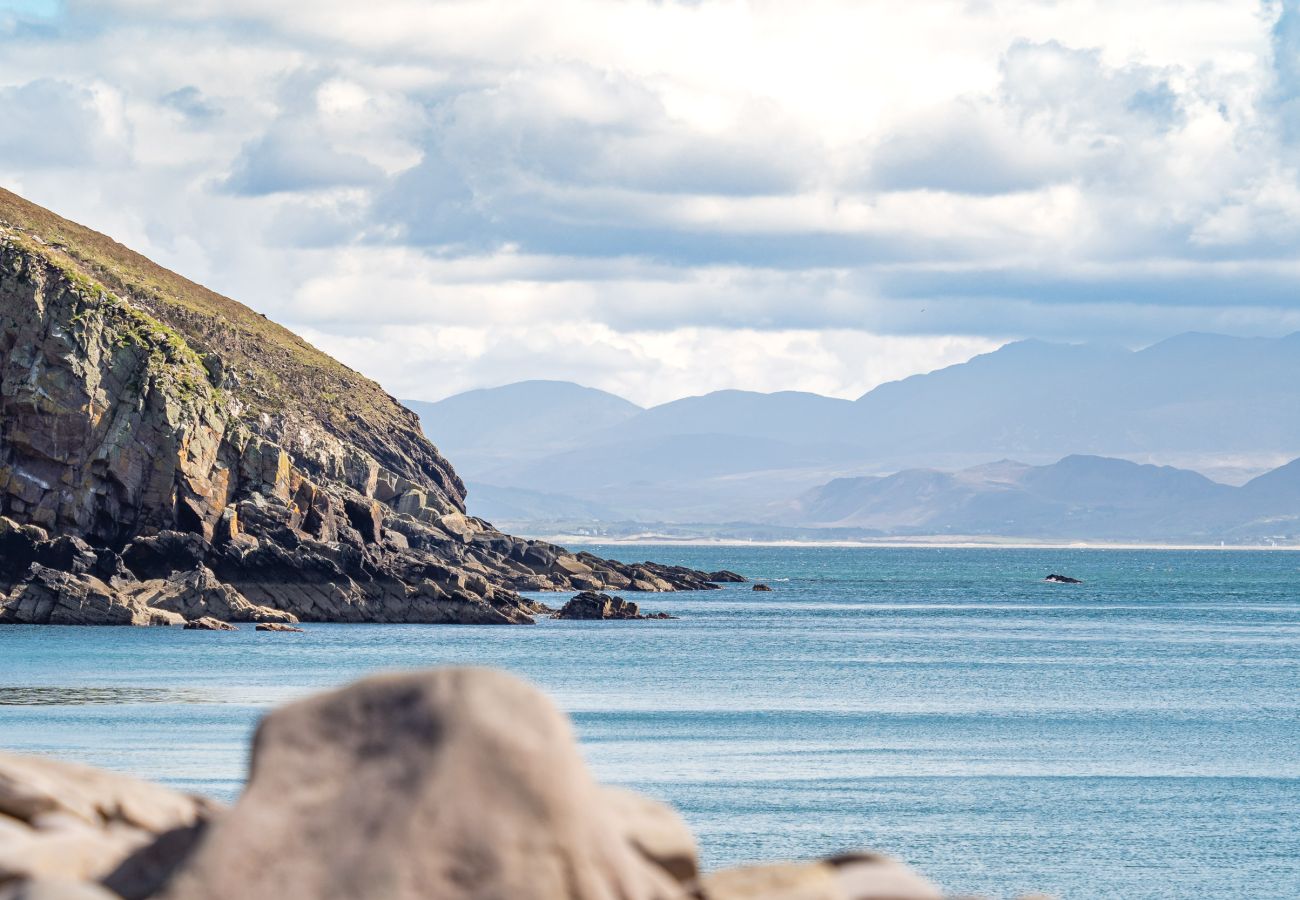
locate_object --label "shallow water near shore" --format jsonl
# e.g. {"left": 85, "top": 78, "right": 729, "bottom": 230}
{"left": 2, "top": 546, "right": 1298, "bottom": 899}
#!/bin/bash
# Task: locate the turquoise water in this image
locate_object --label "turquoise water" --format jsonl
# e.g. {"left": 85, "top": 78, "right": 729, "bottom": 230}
{"left": 2, "top": 546, "right": 1298, "bottom": 899}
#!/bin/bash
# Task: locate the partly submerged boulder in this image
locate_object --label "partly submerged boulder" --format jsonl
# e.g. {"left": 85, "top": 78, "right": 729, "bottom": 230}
{"left": 552, "top": 591, "right": 674, "bottom": 620}
{"left": 1044, "top": 574, "right": 1082, "bottom": 584}
{"left": 181, "top": 617, "right": 237, "bottom": 632}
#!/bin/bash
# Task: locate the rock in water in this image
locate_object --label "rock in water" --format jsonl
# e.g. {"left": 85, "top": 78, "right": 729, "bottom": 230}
{"left": 0, "top": 189, "right": 732, "bottom": 625}
{"left": 159, "top": 669, "right": 689, "bottom": 900}
{"left": 254, "top": 623, "right": 304, "bottom": 633}
{"left": 181, "top": 617, "right": 237, "bottom": 632}
{"left": 1045, "top": 573, "right": 1083, "bottom": 584}
{"left": 552, "top": 591, "right": 674, "bottom": 620}
{"left": 751, "top": 583, "right": 774, "bottom": 592}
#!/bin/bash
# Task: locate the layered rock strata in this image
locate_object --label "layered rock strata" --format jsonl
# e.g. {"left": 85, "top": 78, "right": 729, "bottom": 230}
{"left": 0, "top": 668, "right": 966, "bottom": 900}
{"left": 0, "top": 189, "right": 729, "bottom": 625}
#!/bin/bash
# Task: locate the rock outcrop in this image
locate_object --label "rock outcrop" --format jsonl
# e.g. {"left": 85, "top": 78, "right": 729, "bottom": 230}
{"left": 552, "top": 591, "right": 674, "bottom": 620}
{"left": 180, "top": 618, "right": 236, "bottom": 632}
{"left": 1044, "top": 574, "right": 1082, "bottom": 584}
{"left": 0, "top": 669, "right": 968, "bottom": 900}
{"left": 0, "top": 188, "right": 733, "bottom": 626}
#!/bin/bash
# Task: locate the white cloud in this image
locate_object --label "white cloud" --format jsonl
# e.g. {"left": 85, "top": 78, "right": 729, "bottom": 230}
{"left": 0, "top": 0, "right": 1296, "bottom": 407}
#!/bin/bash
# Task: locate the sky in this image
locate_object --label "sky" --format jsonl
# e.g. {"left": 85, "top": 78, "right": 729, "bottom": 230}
{"left": 1, "top": 0, "right": 1298, "bottom": 406}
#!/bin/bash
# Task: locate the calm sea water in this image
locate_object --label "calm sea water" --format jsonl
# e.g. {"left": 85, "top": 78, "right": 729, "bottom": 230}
{"left": 2, "top": 546, "right": 1298, "bottom": 899}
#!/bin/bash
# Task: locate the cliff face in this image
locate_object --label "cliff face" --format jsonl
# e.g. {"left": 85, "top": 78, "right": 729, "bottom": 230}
{"left": 0, "top": 189, "right": 733, "bottom": 626}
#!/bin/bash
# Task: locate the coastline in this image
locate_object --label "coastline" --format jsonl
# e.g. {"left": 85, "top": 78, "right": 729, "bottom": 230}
{"left": 540, "top": 534, "right": 1300, "bottom": 551}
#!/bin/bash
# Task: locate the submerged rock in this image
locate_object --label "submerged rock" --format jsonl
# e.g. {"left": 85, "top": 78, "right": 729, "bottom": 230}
{"left": 1044, "top": 573, "right": 1082, "bottom": 584}
{"left": 254, "top": 623, "right": 304, "bottom": 633}
{"left": 751, "top": 583, "right": 774, "bottom": 592}
{"left": 552, "top": 591, "right": 675, "bottom": 620}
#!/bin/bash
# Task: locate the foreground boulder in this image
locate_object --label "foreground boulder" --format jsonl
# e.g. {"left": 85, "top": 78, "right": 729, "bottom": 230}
{"left": 160, "top": 669, "right": 689, "bottom": 900}
{"left": 0, "top": 668, "right": 990, "bottom": 899}
{"left": 0, "top": 751, "right": 218, "bottom": 898}
{"left": 552, "top": 591, "right": 674, "bottom": 621}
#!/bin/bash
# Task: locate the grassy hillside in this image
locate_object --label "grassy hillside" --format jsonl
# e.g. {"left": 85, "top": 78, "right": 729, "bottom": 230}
{"left": 0, "top": 187, "right": 462, "bottom": 502}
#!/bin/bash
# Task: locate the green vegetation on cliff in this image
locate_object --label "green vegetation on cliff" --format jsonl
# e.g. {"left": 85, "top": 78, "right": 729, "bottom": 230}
{"left": 0, "top": 187, "right": 462, "bottom": 503}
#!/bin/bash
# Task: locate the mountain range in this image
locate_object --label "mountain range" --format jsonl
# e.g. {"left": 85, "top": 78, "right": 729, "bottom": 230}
{"left": 406, "top": 336, "right": 1300, "bottom": 542}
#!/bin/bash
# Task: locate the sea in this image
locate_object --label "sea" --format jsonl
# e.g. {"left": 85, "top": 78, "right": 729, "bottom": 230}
{"left": 2, "top": 546, "right": 1298, "bottom": 899}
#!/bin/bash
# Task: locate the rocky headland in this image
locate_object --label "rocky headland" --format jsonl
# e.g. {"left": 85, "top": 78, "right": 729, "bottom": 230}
{"left": 0, "top": 188, "right": 740, "bottom": 627}
{"left": 0, "top": 667, "right": 1019, "bottom": 900}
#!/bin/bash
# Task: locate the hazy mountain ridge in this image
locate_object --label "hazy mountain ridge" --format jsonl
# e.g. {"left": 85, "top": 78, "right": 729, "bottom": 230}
{"left": 789, "top": 454, "right": 1298, "bottom": 541}
{"left": 411, "top": 337, "right": 1300, "bottom": 540}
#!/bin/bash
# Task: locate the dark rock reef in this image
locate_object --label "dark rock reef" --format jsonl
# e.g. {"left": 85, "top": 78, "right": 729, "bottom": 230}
{"left": 0, "top": 668, "right": 966, "bottom": 899}
{"left": 1044, "top": 574, "right": 1082, "bottom": 584}
{"left": 552, "top": 591, "right": 675, "bottom": 620}
{"left": 0, "top": 188, "right": 730, "bottom": 626}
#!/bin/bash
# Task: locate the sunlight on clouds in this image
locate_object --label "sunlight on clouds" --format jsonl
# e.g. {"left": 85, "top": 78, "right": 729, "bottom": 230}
{"left": 3, "top": 0, "right": 1299, "bottom": 402}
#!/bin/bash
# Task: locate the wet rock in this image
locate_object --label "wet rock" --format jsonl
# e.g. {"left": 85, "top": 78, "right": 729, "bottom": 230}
{"left": 751, "top": 583, "right": 774, "bottom": 592}
{"left": 707, "top": 570, "right": 746, "bottom": 583}
{"left": 255, "top": 623, "right": 304, "bottom": 633}
{"left": 182, "top": 617, "right": 237, "bottom": 632}
{"left": 552, "top": 591, "right": 675, "bottom": 620}
{"left": 159, "top": 669, "right": 688, "bottom": 900}
{"left": 1044, "top": 574, "right": 1082, "bottom": 584}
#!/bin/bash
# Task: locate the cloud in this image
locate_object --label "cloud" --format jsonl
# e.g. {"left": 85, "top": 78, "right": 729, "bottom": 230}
{"left": 160, "top": 85, "right": 220, "bottom": 122}
{"left": 0, "top": 78, "right": 129, "bottom": 167}
{"left": 0, "top": 0, "right": 1297, "bottom": 406}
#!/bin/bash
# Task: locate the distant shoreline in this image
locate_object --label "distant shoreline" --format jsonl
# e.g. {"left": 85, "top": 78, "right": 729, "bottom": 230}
{"left": 542, "top": 535, "right": 1300, "bottom": 551}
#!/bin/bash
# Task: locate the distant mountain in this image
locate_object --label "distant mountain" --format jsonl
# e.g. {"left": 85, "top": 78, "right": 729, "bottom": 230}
{"left": 790, "top": 455, "right": 1300, "bottom": 541}
{"left": 404, "top": 333, "right": 1300, "bottom": 533}
{"left": 404, "top": 381, "right": 642, "bottom": 477}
